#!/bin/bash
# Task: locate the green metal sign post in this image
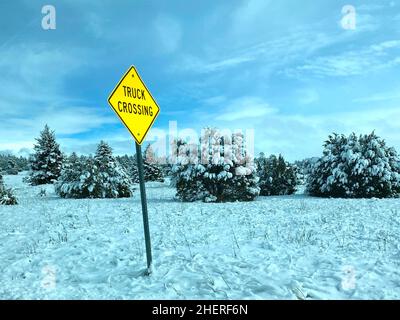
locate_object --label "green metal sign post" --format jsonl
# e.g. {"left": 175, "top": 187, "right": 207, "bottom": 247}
{"left": 135, "top": 142, "right": 152, "bottom": 274}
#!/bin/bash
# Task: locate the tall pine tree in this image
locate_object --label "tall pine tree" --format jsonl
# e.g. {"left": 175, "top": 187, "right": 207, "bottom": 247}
{"left": 28, "top": 125, "right": 63, "bottom": 185}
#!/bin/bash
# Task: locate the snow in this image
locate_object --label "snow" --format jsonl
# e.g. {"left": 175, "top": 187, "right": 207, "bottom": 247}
{"left": 1, "top": 173, "right": 400, "bottom": 299}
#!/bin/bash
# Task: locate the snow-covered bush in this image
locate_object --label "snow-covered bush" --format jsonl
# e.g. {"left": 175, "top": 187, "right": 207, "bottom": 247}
{"left": 294, "top": 157, "right": 319, "bottom": 184}
{"left": 172, "top": 129, "right": 260, "bottom": 202}
{"left": 307, "top": 132, "right": 400, "bottom": 198}
{"left": 0, "top": 174, "right": 18, "bottom": 205}
{"left": 54, "top": 152, "right": 84, "bottom": 197}
{"left": 142, "top": 145, "right": 165, "bottom": 182}
{"left": 0, "top": 154, "right": 28, "bottom": 175}
{"left": 4, "top": 159, "right": 18, "bottom": 175}
{"left": 27, "top": 125, "right": 63, "bottom": 185}
{"left": 256, "top": 153, "right": 298, "bottom": 196}
{"left": 143, "top": 162, "right": 164, "bottom": 182}
{"left": 117, "top": 153, "right": 164, "bottom": 183}
{"left": 55, "top": 142, "right": 133, "bottom": 199}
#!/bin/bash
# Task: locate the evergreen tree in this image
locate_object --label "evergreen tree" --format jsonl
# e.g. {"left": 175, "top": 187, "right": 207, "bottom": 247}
{"left": 143, "top": 163, "right": 164, "bottom": 182}
{"left": 172, "top": 129, "right": 260, "bottom": 202}
{"left": 6, "top": 158, "right": 18, "bottom": 175}
{"left": 256, "top": 153, "right": 298, "bottom": 196}
{"left": 54, "top": 152, "right": 83, "bottom": 197}
{"left": 118, "top": 151, "right": 165, "bottom": 183}
{"left": 28, "top": 125, "right": 63, "bottom": 185}
{"left": 0, "top": 155, "right": 28, "bottom": 174}
{"left": 144, "top": 144, "right": 157, "bottom": 164}
{"left": 307, "top": 132, "right": 400, "bottom": 198}
{"left": 18, "top": 156, "right": 29, "bottom": 171}
{"left": 143, "top": 144, "right": 165, "bottom": 182}
{"left": 56, "top": 142, "right": 133, "bottom": 198}
{"left": 0, "top": 174, "right": 18, "bottom": 205}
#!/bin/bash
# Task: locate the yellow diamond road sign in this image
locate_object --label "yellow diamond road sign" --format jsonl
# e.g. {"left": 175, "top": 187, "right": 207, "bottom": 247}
{"left": 108, "top": 66, "right": 160, "bottom": 145}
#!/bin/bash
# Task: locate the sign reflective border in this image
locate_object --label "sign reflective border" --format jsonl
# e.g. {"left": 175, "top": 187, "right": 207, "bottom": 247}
{"left": 108, "top": 66, "right": 160, "bottom": 145}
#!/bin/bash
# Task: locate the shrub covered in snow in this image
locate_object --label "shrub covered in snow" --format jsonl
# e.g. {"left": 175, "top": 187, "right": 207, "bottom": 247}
{"left": 142, "top": 145, "right": 165, "bottom": 182}
{"left": 142, "top": 162, "right": 164, "bottom": 182}
{"left": 55, "top": 142, "right": 133, "bottom": 199}
{"left": 0, "top": 154, "right": 28, "bottom": 175}
{"left": 172, "top": 129, "right": 260, "bottom": 202}
{"left": 307, "top": 132, "right": 400, "bottom": 198}
{"left": 295, "top": 157, "right": 319, "bottom": 176}
{"left": 117, "top": 154, "right": 164, "bottom": 183}
{"left": 256, "top": 153, "right": 298, "bottom": 196}
{"left": 0, "top": 174, "right": 18, "bottom": 205}
{"left": 27, "top": 125, "right": 63, "bottom": 185}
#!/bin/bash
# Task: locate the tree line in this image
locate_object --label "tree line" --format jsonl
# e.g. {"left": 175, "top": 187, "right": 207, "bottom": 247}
{"left": 1, "top": 125, "right": 399, "bottom": 205}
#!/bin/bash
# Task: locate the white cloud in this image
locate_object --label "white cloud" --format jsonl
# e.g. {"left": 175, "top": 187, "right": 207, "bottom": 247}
{"left": 231, "top": 0, "right": 272, "bottom": 35}
{"left": 214, "top": 97, "right": 276, "bottom": 121}
{"left": 0, "top": 106, "right": 117, "bottom": 153}
{"left": 285, "top": 39, "right": 400, "bottom": 78}
{"left": 249, "top": 107, "right": 400, "bottom": 161}
{"left": 173, "top": 30, "right": 328, "bottom": 74}
{"left": 297, "top": 88, "right": 320, "bottom": 105}
{"left": 193, "top": 95, "right": 400, "bottom": 161}
{"left": 203, "top": 95, "right": 227, "bottom": 105}
{"left": 0, "top": 44, "right": 87, "bottom": 119}
{"left": 153, "top": 14, "right": 182, "bottom": 54}
{"left": 353, "top": 89, "right": 400, "bottom": 103}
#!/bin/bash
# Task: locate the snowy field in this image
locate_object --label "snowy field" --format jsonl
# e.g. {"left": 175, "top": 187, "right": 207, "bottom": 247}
{"left": 1, "top": 173, "right": 400, "bottom": 300}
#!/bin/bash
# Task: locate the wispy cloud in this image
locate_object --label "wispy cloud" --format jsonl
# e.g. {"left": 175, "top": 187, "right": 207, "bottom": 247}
{"left": 285, "top": 40, "right": 400, "bottom": 78}
{"left": 172, "top": 26, "right": 342, "bottom": 74}
{"left": 214, "top": 97, "right": 276, "bottom": 121}
{"left": 297, "top": 88, "right": 320, "bottom": 105}
{"left": 248, "top": 105, "right": 400, "bottom": 161}
{"left": 153, "top": 14, "right": 182, "bottom": 54}
{"left": 353, "top": 89, "right": 400, "bottom": 103}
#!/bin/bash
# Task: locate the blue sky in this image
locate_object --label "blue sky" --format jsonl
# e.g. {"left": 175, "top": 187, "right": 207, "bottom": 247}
{"left": 1, "top": 0, "right": 400, "bottom": 161}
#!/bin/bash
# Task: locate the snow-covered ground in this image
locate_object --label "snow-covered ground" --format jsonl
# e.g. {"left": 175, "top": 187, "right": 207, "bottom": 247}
{"left": 1, "top": 173, "right": 400, "bottom": 300}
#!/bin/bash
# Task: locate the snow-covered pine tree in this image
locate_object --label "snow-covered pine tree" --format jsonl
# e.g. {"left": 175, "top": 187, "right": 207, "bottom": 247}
{"left": 169, "top": 138, "right": 189, "bottom": 187}
{"left": 172, "top": 138, "right": 210, "bottom": 201}
{"left": 28, "top": 125, "right": 63, "bottom": 185}
{"left": 119, "top": 148, "right": 164, "bottom": 184}
{"left": 115, "top": 155, "right": 139, "bottom": 183}
{"left": 142, "top": 163, "right": 164, "bottom": 182}
{"left": 116, "top": 155, "right": 131, "bottom": 170}
{"left": 307, "top": 132, "right": 400, "bottom": 198}
{"left": 201, "top": 129, "right": 259, "bottom": 202}
{"left": 56, "top": 142, "right": 134, "bottom": 198}
{"left": 144, "top": 144, "right": 157, "bottom": 164}
{"left": 55, "top": 152, "right": 84, "bottom": 198}
{"left": 17, "top": 156, "right": 29, "bottom": 171}
{"left": 0, "top": 174, "right": 18, "bottom": 205}
{"left": 143, "top": 144, "right": 165, "bottom": 182}
{"left": 0, "top": 155, "right": 28, "bottom": 174}
{"left": 6, "top": 158, "right": 18, "bottom": 175}
{"left": 256, "top": 153, "right": 298, "bottom": 196}
{"left": 94, "top": 141, "right": 133, "bottom": 197}
{"left": 174, "top": 129, "right": 260, "bottom": 202}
